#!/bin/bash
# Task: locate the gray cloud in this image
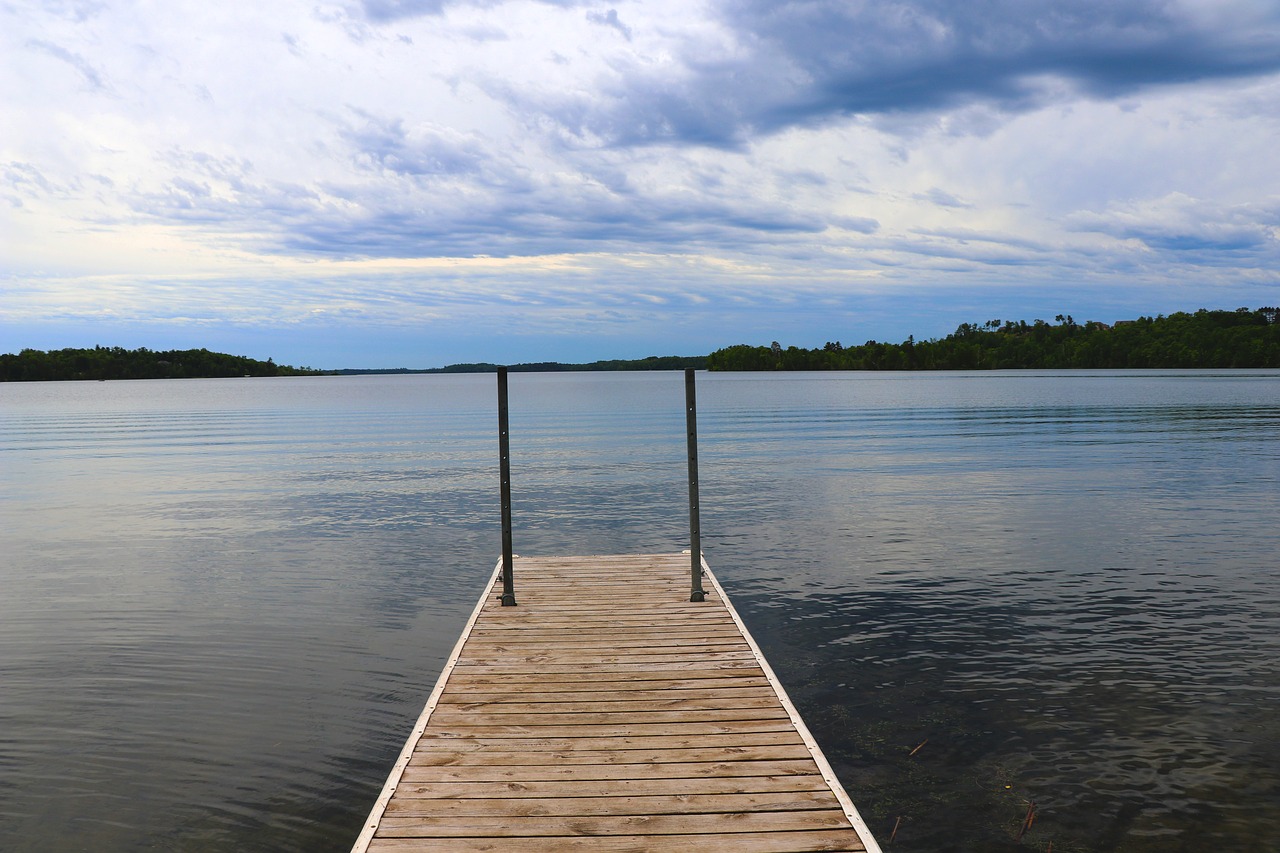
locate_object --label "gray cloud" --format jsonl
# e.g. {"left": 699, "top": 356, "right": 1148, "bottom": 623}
{"left": 357, "top": 0, "right": 450, "bottom": 22}
{"left": 514, "top": 1, "right": 1280, "bottom": 147}
{"left": 340, "top": 113, "right": 492, "bottom": 179}
{"left": 117, "top": 115, "right": 842, "bottom": 262}
{"left": 354, "top": 0, "right": 586, "bottom": 23}
{"left": 884, "top": 233, "right": 1052, "bottom": 269}
{"left": 3, "top": 162, "right": 59, "bottom": 207}
{"left": 1068, "top": 194, "right": 1280, "bottom": 258}
{"left": 282, "top": 32, "right": 304, "bottom": 58}
{"left": 276, "top": 178, "right": 834, "bottom": 259}
{"left": 586, "top": 9, "right": 631, "bottom": 41}
{"left": 916, "top": 189, "right": 973, "bottom": 209}
{"left": 831, "top": 215, "right": 880, "bottom": 235}
{"left": 26, "top": 39, "right": 108, "bottom": 91}
{"left": 120, "top": 149, "right": 322, "bottom": 237}
{"left": 38, "top": 1, "right": 106, "bottom": 23}
{"left": 911, "top": 227, "right": 1052, "bottom": 254}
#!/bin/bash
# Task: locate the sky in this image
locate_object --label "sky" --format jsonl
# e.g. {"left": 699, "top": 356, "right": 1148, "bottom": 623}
{"left": 4, "top": 1, "right": 1280, "bottom": 369}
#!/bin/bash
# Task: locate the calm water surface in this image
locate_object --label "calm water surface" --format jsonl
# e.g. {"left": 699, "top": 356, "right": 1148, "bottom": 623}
{"left": 1, "top": 371, "right": 1277, "bottom": 852}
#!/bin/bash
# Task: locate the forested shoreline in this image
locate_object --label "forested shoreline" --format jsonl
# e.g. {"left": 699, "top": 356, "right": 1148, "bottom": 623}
{"left": 708, "top": 308, "right": 1280, "bottom": 371}
{"left": 332, "top": 355, "right": 708, "bottom": 374}
{"left": 5, "top": 308, "right": 1280, "bottom": 381}
{"left": 0, "top": 347, "right": 323, "bottom": 382}
{"left": 0, "top": 349, "right": 708, "bottom": 381}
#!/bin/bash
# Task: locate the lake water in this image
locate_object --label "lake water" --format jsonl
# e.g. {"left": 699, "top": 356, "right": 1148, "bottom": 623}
{"left": 1, "top": 370, "right": 1277, "bottom": 852}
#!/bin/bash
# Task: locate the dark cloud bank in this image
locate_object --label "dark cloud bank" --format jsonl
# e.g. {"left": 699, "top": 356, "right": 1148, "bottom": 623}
{"left": 481, "top": 0, "right": 1280, "bottom": 147}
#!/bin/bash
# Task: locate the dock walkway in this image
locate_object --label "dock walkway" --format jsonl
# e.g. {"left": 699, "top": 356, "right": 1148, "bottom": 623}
{"left": 352, "top": 553, "right": 881, "bottom": 852}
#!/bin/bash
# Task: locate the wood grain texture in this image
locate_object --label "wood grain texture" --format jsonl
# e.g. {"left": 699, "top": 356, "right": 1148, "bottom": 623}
{"left": 353, "top": 553, "right": 880, "bottom": 853}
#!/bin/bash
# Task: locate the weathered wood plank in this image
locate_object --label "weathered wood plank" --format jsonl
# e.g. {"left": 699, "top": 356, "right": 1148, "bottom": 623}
{"left": 435, "top": 676, "right": 773, "bottom": 696}
{"left": 426, "top": 707, "right": 792, "bottom": 727}
{"left": 352, "top": 553, "right": 880, "bottom": 853}
{"left": 400, "top": 759, "right": 823, "bottom": 784}
{"left": 408, "top": 743, "right": 812, "bottom": 767}
{"left": 454, "top": 661, "right": 761, "bottom": 677}
{"left": 407, "top": 731, "right": 809, "bottom": 754}
{"left": 435, "top": 695, "right": 786, "bottom": 713}
{"left": 469, "top": 615, "right": 736, "bottom": 630}
{"left": 465, "top": 629, "right": 747, "bottom": 643}
{"left": 460, "top": 635, "right": 747, "bottom": 648}
{"left": 443, "top": 669, "right": 768, "bottom": 686}
{"left": 375, "top": 808, "right": 852, "bottom": 837}
{"left": 367, "top": 829, "right": 865, "bottom": 852}
{"left": 466, "top": 628, "right": 745, "bottom": 640}
{"left": 415, "top": 720, "right": 800, "bottom": 739}
{"left": 454, "top": 649, "right": 758, "bottom": 666}
{"left": 382, "top": 789, "right": 842, "bottom": 817}
{"left": 390, "top": 774, "right": 834, "bottom": 799}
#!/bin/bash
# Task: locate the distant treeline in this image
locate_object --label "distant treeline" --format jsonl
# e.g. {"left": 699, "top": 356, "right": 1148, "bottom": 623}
{"left": 708, "top": 308, "right": 1280, "bottom": 371}
{"left": 10, "top": 309, "right": 1279, "bottom": 381}
{"left": 331, "top": 355, "right": 708, "bottom": 374}
{"left": 0, "top": 348, "right": 708, "bottom": 381}
{"left": 0, "top": 346, "right": 324, "bottom": 382}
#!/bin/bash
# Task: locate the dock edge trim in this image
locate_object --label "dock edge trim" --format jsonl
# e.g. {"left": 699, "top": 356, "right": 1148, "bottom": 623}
{"left": 694, "top": 551, "right": 886, "bottom": 853}
{"left": 349, "top": 557, "right": 505, "bottom": 853}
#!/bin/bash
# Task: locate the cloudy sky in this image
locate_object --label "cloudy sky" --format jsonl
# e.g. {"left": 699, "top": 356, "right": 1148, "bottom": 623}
{"left": 4, "top": 1, "right": 1280, "bottom": 368}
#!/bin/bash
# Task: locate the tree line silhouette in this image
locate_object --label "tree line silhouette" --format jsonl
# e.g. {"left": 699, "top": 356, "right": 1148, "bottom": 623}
{"left": 707, "top": 308, "right": 1280, "bottom": 371}
{"left": 6, "top": 308, "right": 1279, "bottom": 380}
{"left": 0, "top": 346, "right": 323, "bottom": 382}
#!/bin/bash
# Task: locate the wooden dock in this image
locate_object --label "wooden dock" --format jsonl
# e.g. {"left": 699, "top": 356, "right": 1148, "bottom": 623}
{"left": 352, "top": 552, "right": 882, "bottom": 852}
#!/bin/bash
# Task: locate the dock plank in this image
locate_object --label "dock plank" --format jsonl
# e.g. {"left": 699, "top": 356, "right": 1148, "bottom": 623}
{"left": 408, "top": 744, "right": 813, "bottom": 767}
{"left": 405, "top": 731, "right": 810, "bottom": 754}
{"left": 399, "top": 759, "right": 823, "bottom": 783}
{"left": 382, "top": 790, "right": 841, "bottom": 817}
{"left": 374, "top": 809, "right": 852, "bottom": 836}
{"left": 352, "top": 553, "right": 881, "bottom": 853}
{"left": 367, "top": 830, "right": 866, "bottom": 852}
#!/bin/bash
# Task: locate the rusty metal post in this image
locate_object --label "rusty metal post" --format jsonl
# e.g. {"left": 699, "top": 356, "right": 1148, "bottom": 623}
{"left": 497, "top": 367, "right": 516, "bottom": 606}
{"left": 686, "top": 368, "right": 706, "bottom": 602}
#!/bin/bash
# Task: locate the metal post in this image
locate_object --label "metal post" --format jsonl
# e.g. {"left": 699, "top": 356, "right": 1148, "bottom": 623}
{"left": 686, "top": 368, "right": 706, "bottom": 602}
{"left": 497, "top": 367, "right": 516, "bottom": 606}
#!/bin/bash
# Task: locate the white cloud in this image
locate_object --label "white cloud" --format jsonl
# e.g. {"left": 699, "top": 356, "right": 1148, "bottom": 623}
{"left": 4, "top": 0, "right": 1280, "bottom": 364}
{"left": 1068, "top": 193, "right": 1280, "bottom": 256}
